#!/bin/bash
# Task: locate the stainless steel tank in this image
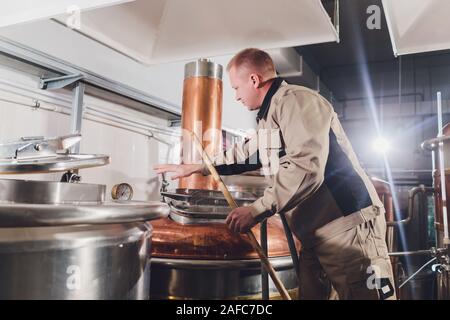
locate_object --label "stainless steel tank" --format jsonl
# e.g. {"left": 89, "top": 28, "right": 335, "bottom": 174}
{"left": 0, "top": 182, "right": 169, "bottom": 300}
{"left": 0, "top": 135, "right": 170, "bottom": 299}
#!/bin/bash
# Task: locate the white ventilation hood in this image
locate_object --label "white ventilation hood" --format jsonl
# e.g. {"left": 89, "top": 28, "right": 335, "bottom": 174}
{"left": 382, "top": 0, "right": 450, "bottom": 56}
{"left": 52, "top": 0, "right": 339, "bottom": 65}
{"left": 0, "top": 0, "right": 133, "bottom": 28}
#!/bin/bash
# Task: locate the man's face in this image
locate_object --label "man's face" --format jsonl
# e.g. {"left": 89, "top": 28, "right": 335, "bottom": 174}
{"left": 229, "top": 66, "right": 262, "bottom": 111}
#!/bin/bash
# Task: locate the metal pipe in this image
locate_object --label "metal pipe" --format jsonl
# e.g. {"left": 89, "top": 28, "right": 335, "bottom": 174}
{"left": 0, "top": 86, "right": 179, "bottom": 143}
{"left": 70, "top": 82, "right": 85, "bottom": 154}
{"left": 421, "top": 135, "right": 450, "bottom": 151}
{"left": 279, "top": 211, "right": 299, "bottom": 278}
{"left": 389, "top": 250, "right": 435, "bottom": 257}
{"left": 334, "top": 0, "right": 340, "bottom": 36}
{"left": 260, "top": 220, "right": 269, "bottom": 300}
{"left": 387, "top": 185, "right": 434, "bottom": 226}
{"left": 437, "top": 92, "right": 450, "bottom": 244}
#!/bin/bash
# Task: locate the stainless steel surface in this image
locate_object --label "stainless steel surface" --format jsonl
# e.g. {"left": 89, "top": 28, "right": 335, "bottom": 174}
{"left": 0, "top": 222, "right": 152, "bottom": 299}
{"left": 437, "top": 267, "right": 450, "bottom": 300}
{"left": 0, "top": 177, "right": 169, "bottom": 299}
{"left": 164, "top": 188, "right": 256, "bottom": 224}
{"left": 168, "top": 203, "right": 230, "bottom": 222}
{"left": 421, "top": 135, "right": 450, "bottom": 151}
{"left": 168, "top": 202, "right": 252, "bottom": 215}
{"left": 389, "top": 250, "right": 438, "bottom": 256}
{"left": 222, "top": 173, "right": 268, "bottom": 197}
{"left": 184, "top": 59, "right": 223, "bottom": 80}
{"left": 150, "top": 256, "right": 297, "bottom": 300}
{"left": 436, "top": 230, "right": 450, "bottom": 300}
{"left": 0, "top": 134, "right": 81, "bottom": 160}
{"left": 0, "top": 153, "right": 110, "bottom": 174}
{"left": 0, "top": 200, "right": 169, "bottom": 227}
{"left": 168, "top": 211, "right": 225, "bottom": 225}
{"left": 0, "top": 179, "right": 105, "bottom": 204}
{"left": 162, "top": 188, "right": 257, "bottom": 206}
{"left": 39, "top": 74, "right": 84, "bottom": 90}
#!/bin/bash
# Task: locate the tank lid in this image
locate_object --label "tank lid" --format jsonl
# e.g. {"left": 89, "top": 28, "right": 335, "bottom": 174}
{"left": 184, "top": 59, "right": 223, "bottom": 80}
{"left": 0, "top": 200, "right": 170, "bottom": 227}
{"left": 0, "top": 154, "right": 110, "bottom": 174}
{"left": 0, "top": 134, "right": 110, "bottom": 174}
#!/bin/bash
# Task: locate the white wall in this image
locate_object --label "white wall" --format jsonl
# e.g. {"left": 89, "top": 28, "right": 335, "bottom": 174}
{"left": 0, "top": 19, "right": 258, "bottom": 132}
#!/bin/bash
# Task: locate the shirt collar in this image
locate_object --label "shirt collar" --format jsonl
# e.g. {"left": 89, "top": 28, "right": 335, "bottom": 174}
{"left": 256, "top": 77, "right": 284, "bottom": 123}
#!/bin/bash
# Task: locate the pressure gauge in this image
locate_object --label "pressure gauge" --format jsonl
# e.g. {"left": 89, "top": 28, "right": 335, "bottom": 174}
{"left": 111, "top": 183, "right": 133, "bottom": 201}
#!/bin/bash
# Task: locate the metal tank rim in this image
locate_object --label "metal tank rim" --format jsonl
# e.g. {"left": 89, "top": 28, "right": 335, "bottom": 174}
{"left": 150, "top": 256, "right": 294, "bottom": 270}
{"left": 184, "top": 59, "right": 223, "bottom": 80}
{"left": 0, "top": 201, "right": 169, "bottom": 227}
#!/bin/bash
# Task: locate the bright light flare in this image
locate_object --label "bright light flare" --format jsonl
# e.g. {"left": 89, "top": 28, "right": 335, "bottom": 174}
{"left": 373, "top": 137, "right": 390, "bottom": 154}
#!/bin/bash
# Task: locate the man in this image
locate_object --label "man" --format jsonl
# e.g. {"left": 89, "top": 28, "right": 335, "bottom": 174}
{"left": 154, "top": 48, "right": 396, "bottom": 300}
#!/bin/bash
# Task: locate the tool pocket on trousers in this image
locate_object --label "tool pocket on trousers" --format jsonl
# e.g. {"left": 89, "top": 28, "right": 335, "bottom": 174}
{"left": 344, "top": 259, "right": 380, "bottom": 300}
{"left": 355, "top": 221, "right": 376, "bottom": 258}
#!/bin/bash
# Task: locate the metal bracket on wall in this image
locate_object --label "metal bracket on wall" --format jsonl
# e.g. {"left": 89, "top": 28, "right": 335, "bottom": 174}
{"left": 39, "top": 74, "right": 84, "bottom": 90}
{"left": 39, "top": 73, "right": 85, "bottom": 154}
{"left": 168, "top": 119, "right": 181, "bottom": 127}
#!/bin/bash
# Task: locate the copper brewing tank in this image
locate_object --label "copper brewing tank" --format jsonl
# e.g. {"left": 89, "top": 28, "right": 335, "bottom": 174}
{"left": 151, "top": 216, "right": 297, "bottom": 260}
{"left": 421, "top": 124, "right": 450, "bottom": 300}
{"left": 149, "top": 176, "right": 395, "bottom": 300}
{"left": 150, "top": 202, "right": 301, "bottom": 299}
{"left": 150, "top": 175, "right": 301, "bottom": 299}
{"left": 179, "top": 59, "right": 223, "bottom": 190}
{"left": 432, "top": 123, "right": 450, "bottom": 238}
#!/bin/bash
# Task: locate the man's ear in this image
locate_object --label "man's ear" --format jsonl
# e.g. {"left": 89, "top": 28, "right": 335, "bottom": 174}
{"left": 250, "top": 74, "right": 260, "bottom": 88}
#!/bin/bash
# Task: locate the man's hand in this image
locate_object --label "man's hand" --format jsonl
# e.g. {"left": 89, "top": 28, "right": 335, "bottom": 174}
{"left": 153, "top": 164, "right": 202, "bottom": 180}
{"left": 226, "top": 206, "right": 257, "bottom": 233}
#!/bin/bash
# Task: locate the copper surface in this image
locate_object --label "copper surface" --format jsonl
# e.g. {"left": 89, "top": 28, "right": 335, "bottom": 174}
{"left": 179, "top": 76, "right": 223, "bottom": 190}
{"left": 432, "top": 123, "right": 450, "bottom": 232}
{"left": 433, "top": 173, "right": 450, "bottom": 232}
{"left": 152, "top": 178, "right": 394, "bottom": 260}
{"left": 151, "top": 215, "right": 300, "bottom": 260}
{"left": 371, "top": 177, "right": 394, "bottom": 223}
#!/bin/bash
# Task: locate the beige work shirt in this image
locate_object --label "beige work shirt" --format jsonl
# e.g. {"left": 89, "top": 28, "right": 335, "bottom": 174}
{"left": 203, "top": 80, "right": 384, "bottom": 247}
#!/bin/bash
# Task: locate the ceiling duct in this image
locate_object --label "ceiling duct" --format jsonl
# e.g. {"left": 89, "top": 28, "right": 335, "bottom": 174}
{"left": 51, "top": 0, "right": 339, "bottom": 65}
{"left": 382, "top": 0, "right": 450, "bottom": 56}
{"left": 269, "top": 47, "right": 333, "bottom": 103}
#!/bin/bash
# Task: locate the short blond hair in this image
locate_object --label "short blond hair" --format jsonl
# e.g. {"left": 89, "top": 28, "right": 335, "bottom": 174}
{"left": 227, "top": 48, "right": 276, "bottom": 79}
